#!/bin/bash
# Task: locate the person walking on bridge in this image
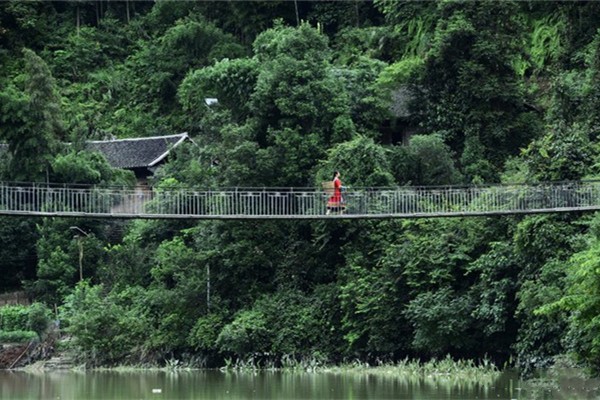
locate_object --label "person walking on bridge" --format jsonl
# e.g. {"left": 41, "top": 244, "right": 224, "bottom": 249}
{"left": 326, "top": 170, "right": 345, "bottom": 214}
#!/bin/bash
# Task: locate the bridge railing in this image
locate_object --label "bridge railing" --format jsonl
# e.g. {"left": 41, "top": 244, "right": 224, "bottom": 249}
{"left": 0, "top": 181, "right": 600, "bottom": 218}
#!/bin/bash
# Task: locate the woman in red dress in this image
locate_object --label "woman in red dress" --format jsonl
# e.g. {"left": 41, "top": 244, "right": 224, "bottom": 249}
{"left": 327, "top": 171, "right": 345, "bottom": 214}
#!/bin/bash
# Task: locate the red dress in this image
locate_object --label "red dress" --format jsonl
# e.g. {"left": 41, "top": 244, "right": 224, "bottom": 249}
{"left": 328, "top": 177, "right": 343, "bottom": 208}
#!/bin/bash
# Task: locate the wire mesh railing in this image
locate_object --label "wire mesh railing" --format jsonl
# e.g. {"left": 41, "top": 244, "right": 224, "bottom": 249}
{"left": 0, "top": 181, "right": 599, "bottom": 219}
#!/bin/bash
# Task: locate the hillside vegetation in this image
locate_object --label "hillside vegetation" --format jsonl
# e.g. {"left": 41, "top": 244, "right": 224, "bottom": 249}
{"left": 2, "top": 1, "right": 600, "bottom": 371}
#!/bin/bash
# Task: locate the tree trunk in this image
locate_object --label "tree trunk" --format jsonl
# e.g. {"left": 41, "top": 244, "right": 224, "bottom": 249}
{"left": 294, "top": 0, "right": 299, "bottom": 26}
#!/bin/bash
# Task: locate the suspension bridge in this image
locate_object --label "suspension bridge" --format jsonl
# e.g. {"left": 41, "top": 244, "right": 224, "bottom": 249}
{"left": 0, "top": 180, "right": 599, "bottom": 220}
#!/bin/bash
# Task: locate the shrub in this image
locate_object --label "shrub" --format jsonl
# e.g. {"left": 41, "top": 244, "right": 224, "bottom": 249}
{"left": 0, "top": 330, "right": 37, "bottom": 343}
{"left": 0, "top": 305, "right": 29, "bottom": 332}
{"left": 27, "top": 303, "right": 52, "bottom": 338}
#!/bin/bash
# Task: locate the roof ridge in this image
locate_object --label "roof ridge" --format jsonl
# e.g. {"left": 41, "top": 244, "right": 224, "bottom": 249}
{"left": 86, "top": 132, "right": 188, "bottom": 144}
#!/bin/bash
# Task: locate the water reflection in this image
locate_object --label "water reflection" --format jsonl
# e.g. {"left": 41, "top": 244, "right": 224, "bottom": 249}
{"left": 0, "top": 369, "right": 599, "bottom": 399}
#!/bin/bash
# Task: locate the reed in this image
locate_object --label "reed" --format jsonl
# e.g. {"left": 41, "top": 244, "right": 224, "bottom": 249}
{"left": 324, "top": 355, "right": 499, "bottom": 382}
{"left": 219, "top": 353, "right": 499, "bottom": 381}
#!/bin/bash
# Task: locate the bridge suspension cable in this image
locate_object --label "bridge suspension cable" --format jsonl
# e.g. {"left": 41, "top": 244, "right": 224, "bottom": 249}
{"left": 0, "top": 181, "right": 599, "bottom": 219}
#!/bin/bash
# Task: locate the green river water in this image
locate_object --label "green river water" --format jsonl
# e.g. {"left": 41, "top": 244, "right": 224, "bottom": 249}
{"left": 1, "top": 368, "right": 599, "bottom": 399}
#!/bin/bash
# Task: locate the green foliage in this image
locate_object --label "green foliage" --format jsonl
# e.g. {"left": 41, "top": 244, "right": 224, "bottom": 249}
{"left": 27, "top": 302, "right": 51, "bottom": 339}
{"left": 467, "top": 242, "right": 520, "bottom": 358}
{"left": 514, "top": 215, "right": 580, "bottom": 266}
{"left": 414, "top": 1, "right": 538, "bottom": 180}
{"left": 60, "top": 283, "right": 151, "bottom": 365}
{"left": 0, "top": 1, "right": 57, "bottom": 51}
{"left": 334, "top": 56, "right": 389, "bottom": 135}
{"left": 189, "top": 313, "right": 224, "bottom": 351}
{"left": 97, "top": 241, "right": 153, "bottom": 290}
{"left": 0, "top": 330, "right": 37, "bottom": 343}
{"left": 178, "top": 21, "right": 362, "bottom": 187}
{"left": 217, "top": 287, "right": 339, "bottom": 359}
{"left": 522, "top": 122, "right": 595, "bottom": 182}
{"left": 216, "top": 309, "right": 269, "bottom": 355}
{"left": 377, "top": 56, "right": 424, "bottom": 88}
{"left": 0, "top": 49, "right": 62, "bottom": 181}
{"left": 0, "top": 303, "right": 50, "bottom": 340}
{"left": 558, "top": 245, "right": 600, "bottom": 368}
{"left": 534, "top": 212, "right": 600, "bottom": 372}
{"left": 178, "top": 58, "right": 259, "bottom": 124}
{"left": 116, "top": 12, "right": 245, "bottom": 134}
{"left": 390, "top": 134, "right": 462, "bottom": 186}
{"left": 254, "top": 288, "right": 336, "bottom": 356}
{"left": 514, "top": 259, "right": 568, "bottom": 371}
{"left": 49, "top": 22, "right": 130, "bottom": 82}
{"left": 398, "top": 218, "right": 498, "bottom": 295}
{"left": 339, "top": 244, "right": 410, "bottom": 355}
{"left": 151, "top": 236, "right": 200, "bottom": 288}
{"left": 0, "top": 217, "right": 38, "bottom": 290}
{"left": 0, "top": 305, "right": 29, "bottom": 332}
{"left": 51, "top": 150, "right": 135, "bottom": 186}
{"left": 250, "top": 22, "right": 353, "bottom": 164}
{"left": 547, "top": 70, "right": 586, "bottom": 126}
{"left": 29, "top": 218, "right": 105, "bottom": 305}
{"left": 404, "top": 287, "right": 475, "bottom": 356}
{"left": 512, "top": 214, "right": 582, "bottom": 369}
{"left": 577, "top": 30, "right": 600, "bottom": 140}
{"left": 529, "top": 14, "right": 565, "bottom": 72}
{"left": 258, "top": 127, "right": 325, "bottom": 186}
{"left": 374, "top": 1, "right": 437, "bottom": 60}
{"left": 316, "top": 136, "right": 395, "bottom": 187}
{"left": 33, "top": 246, "right": 76, "bottom": 305}
{"left": 500, "top": 157, "right": 531, "bottom": 184}
{"left": 332, "top": 27, "right": 389, "bottom": 64}
{"left": 307, "top": 1, "right": 378, "bottom": 35}
{"left": 3, "top": 0, "right": 600, "bottom": 369}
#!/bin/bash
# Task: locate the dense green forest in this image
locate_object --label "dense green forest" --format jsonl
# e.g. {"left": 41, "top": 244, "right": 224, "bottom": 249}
{"left": 3, "top": 0, "right": 600, "bottom": 372}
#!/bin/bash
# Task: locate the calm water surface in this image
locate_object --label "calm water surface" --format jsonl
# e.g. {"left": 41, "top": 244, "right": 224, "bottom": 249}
{"left": 1, "top": 369, "right": 599, "bottom": 400}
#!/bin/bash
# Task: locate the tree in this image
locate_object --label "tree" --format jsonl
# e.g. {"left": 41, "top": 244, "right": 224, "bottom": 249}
{"left": 60, "top": 282, "right": 151, "bottom": 365}
{"left": 0, "top": 217, "right": 38, "bottom": 291}
{"left": 512, "top": 214, "right": 583, "bottom": 370}
{"left": 122, "top": 14, "right": 245, "bottom": 132}
{"left": 316, "top": 136, "right": 395, "bottom": 188}
{"left": 390, "top": 134, "right": 462, "bottom": 186}
{"left": 414, "top": 1, "right": 541, "bottom": 182}
{"left": 247, "top": 22, "right": 355, "bottom": 185}
{"left": 0, "top": 2, "right": 57, "bottom": 53}
{"left": 541, "top": 236, "right": 600, "bottom": 371}
{"left": 216, "top": 287, "right": 340, "bottom": 360}
{"left": 466, "top": 242, "right": 520, "bottom": 361}
{"left": 521, "top": 122, "right": 595, "bottom": 182}
{"left": 50, "top": 150, "right": 135, "bottom": 186}
{"left": 0, "top": 49, "right": 62, "bottom": 181}
{"left": 179, "top": 58, "right": 259, "bottom": 127}
{"left": 374, "top": 0, "right": 437, "bottom": 61}
{"left": 27, "top": 302, "right": 51, "bottom": 339}
{"left": 338, "top": 226, "right": 411, "bottom": 356}
{"left": 404, "top": 287, "right": 475, "bottom": 357}
{"left": 27, "top": 218, "right": 104, "bottom": 305}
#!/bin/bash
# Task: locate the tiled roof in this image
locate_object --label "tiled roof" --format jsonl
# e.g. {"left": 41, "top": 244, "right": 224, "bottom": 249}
{"left": 0, "top": 133, "right": 190, "bottom": 170}
{"left": 84, "top": 133, "right": 190, "bottom": 169}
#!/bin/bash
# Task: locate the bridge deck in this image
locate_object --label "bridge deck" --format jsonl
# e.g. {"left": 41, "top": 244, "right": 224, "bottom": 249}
{"left": 0, "top": 181, "right": 599, "bottom": 219}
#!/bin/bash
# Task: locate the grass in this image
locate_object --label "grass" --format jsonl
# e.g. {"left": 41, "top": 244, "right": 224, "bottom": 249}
{"left": 324, "top": 355, "right": 499, "bottom": 381}
{"left": 219, "top": 353, "right": 500, "bottom": 382}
